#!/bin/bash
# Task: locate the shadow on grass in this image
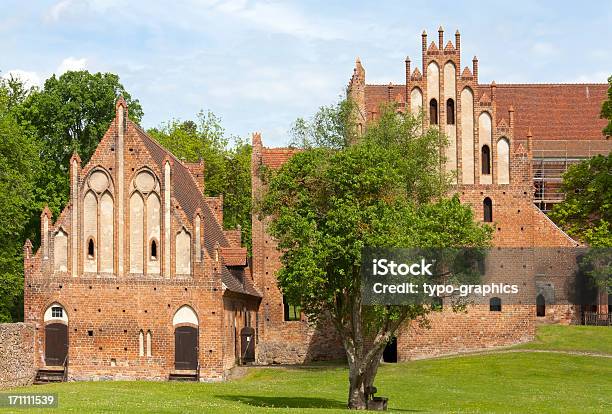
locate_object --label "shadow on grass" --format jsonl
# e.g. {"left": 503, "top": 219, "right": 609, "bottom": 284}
{"left": 216, "top": 395, "right": 345, "bottom": 409}
{"left": 216, "top": 395, "right": 422, "bottom": 412}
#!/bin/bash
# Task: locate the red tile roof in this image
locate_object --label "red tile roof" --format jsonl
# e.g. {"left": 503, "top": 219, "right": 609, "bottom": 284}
{"left": 363, "top": 83, "right": 609, "bottom": 145}
{"left": 220, "top": 247, "right": 247, "bottom": 266}
{"left": 130, "top": 122, "right": 260, "bottom": 298}
{"left": 261, "top": 148, "right": 299, "bottom": 169}
{"left": 495, "top": 84, "right": 608, "bottom": 141}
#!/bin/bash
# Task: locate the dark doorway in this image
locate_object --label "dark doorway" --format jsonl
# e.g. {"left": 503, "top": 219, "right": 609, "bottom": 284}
{"left": 174, "top": 326, "right": 198, "bottom": 370}
{"left": 240, "top": 326, "right": 255, "bottom": 364}
{"left": 536, "top": 294, "right": 546, "bottom": 317}
{"left": 45, "top": 323, "right": 68, "bottom": 366}
{"left": 383, "top": 337, "right": 397, "bottom": 363}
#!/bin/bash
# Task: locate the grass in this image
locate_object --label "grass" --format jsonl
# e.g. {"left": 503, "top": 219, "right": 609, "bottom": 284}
{"left": 516, "top": 324, "right": 612, "bottom": 354}
{"left": 3, "top": 326, "right": 611, "bottom": 414}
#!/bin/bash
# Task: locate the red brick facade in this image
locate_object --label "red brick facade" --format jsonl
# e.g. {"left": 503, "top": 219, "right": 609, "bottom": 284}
{"left": 250, "top": 28, "right": 609, "bottom": 364}
{"left": 24, "top": 101, "right": 260, "bottom": 381}
{"left": 25, "top": 28, "right": 610, "bottom": 379}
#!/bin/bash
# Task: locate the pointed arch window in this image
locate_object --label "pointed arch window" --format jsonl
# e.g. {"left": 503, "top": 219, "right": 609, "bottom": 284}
{"left": 87, "top": 238, "right": 95, "bottom": 259}
{"left": 429, "top": 99, "right": 438, "bottom": 125}
{"left": 483, "top": 197, "right": 493, "bottom": 222}
{"left": 446, "top": 98, "right": 455, "bottom": 124}
{"left": 139, "top": 330, "right": 144, "bottom": 357}
{"left": 150, "top": 239, "right": 158, "bottom": 260}
{"left": 481, "top": 145, "right": 491, "bottom": 175}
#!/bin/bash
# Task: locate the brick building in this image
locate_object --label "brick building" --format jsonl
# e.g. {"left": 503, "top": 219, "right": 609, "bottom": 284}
{"left": 251, "top": 28, "right": 610, "bottom": 363}
{"left": 24, "top": 28, "right": 610, "bottom": 380}
{"left": 24, "top": 99, "right": 261, "bottom": 381}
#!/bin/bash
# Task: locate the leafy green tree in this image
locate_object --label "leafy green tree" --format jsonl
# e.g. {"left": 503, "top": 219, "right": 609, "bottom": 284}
{"left": 18, "top": 70, "right": 143, "bottom": 218}
{"left": 549, "top": 154, "right": 611, "bottom": 294}
{"left": 148, "top": 111, "right": 228, "bottom": 196}
{"left": 0, "top": 78, "right": 41, "bottom": 322}
{"left": 259, "top": 101, "right": 492, "bottom": 409}
{"left": 602, "top": 76, "right": 612, "bottom": 136}
{"left": 148, "top": 112, "right": 252, "bottom": 251}
{"left": 549, "top": 154, "right": 612, "bottom": 247}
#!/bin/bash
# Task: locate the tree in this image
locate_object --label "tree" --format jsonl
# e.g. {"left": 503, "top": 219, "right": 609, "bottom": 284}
{"left": 549, "top": 153, "right": 611, "bottom": 294}
{"left": 18, "top": 70, "right": 143, "bottom": 218}
{"left": 0, "top": 78, "right": 41, "bottom": 322}
{"left": 148, "top": 113, "right": 252, "bottom": 251}
{"left": 602, "top": 76, "right": 612, "bottom": 137}
{"left": 259, "top": 101, "right": 492, "bottom": 409}
{"left": 549, "top": 153, "right": 612, "bottom": 247}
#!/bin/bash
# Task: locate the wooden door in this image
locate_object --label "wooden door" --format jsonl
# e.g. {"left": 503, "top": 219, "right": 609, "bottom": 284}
{"left": 45, "top": 323, "right": 68, "bottom": 366}
{"left": 174, "top": 326, "right": 198, "bottom": 370}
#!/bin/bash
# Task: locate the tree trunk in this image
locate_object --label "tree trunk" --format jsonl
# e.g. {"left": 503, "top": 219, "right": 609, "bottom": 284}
{"left": 364, "top": 347, "right": 384, "bottom": 391}
{"left": 347, "top": 364, "right": 367, "bottom": 409}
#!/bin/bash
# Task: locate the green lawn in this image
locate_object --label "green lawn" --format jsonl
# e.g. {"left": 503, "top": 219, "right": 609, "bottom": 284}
{"left": 516, "top": 325, "right": 612, "bottom": 354}
{"left": 3, "top": 326, "right": 611, "bottom": 414}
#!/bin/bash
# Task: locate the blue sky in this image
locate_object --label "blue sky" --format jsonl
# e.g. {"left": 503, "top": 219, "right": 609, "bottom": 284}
{"left": 1, "top": 0, "right": 611, "bottom": 147}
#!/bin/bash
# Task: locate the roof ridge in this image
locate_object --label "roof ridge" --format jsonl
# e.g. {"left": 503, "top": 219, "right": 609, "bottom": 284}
{"left": 131, "top": 121, "right": 186, "bottom": 167}
{"left": 495, "top": 83, "right": 608, "bottom": 87}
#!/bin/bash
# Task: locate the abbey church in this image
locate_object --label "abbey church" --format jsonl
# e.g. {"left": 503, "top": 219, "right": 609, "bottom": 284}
{"left": 24, "top": 28, "right": 610, "bottom": 381}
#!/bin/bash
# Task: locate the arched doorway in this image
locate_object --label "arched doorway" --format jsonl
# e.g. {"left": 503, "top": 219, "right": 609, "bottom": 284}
{"left": 44, "top": 303, "right": 68, "bottom": 366}
{"left": 383, "top": 337, "right": 397, "bottom": 363}
{"left": 173, "top": 306, "right": 198, "bottom": 370}
{"left": 536, "top": 294, "right": 546, "bottom": 317}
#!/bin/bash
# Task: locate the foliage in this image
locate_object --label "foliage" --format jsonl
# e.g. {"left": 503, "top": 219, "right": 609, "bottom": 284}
{"left": 17, "top": 70, "right": 143, "bottom": 220}
{"left": 0, "top": 78, "right": 40, "bottom": 322}
{"left": 602, "top": 75, "right": 612, "bottom": 136}
{"left": 549, "top": 153, "right": 612, "bottom": 247}
{"left": 289, "top": 99, "right": 358, "bottom": 149}
{"left": 259, "top": 100, "right": 492, "bottom": 408}
{"left": 148, "top": 113, "right": 252, "bottom": 251}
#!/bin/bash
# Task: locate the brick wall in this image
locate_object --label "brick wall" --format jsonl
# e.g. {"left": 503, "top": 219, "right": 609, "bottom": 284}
{"left": 25, "top": 277, "right": 226, "bottom": 381}
{"left": 0, "top": 323, "right": 35, "bottom": 388}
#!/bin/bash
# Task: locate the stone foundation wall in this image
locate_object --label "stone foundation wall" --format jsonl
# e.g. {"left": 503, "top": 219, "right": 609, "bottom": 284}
{"left": 0, "top": 323, "right": 36, "bottom": 388}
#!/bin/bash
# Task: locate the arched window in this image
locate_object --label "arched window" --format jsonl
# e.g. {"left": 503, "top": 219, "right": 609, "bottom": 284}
{"left": 481, "top": 145, "right": 491, "bottom": 175}
{"left": 536, "top": 294, "right": 546, "bottom": 317}
{"left": 150, "top": 240, "right": 158, "bottom": 260}
{"left": 146, "top": 330, "right": 152, "bottom": 357}
{"left": 139, "top": 330, "right": 144, "bottom": 357}
{"left": 87, "top": 238, "right": 95, "bottom": 259}
{"left": 446, "top": 98, "right": 455, "bottom": 124}
{"left": 483, "top": 197, "right": 493, "bottom": 222}
{"left": 429, "top": 99, "right": 438, "bottom": 125}
{"left": 490, "top": 297, "right": 502, "bottom": 312}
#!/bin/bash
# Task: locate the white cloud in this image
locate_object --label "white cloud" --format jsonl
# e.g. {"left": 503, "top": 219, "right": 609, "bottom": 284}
{"left": 212, "top": 0, "right": 345, "bottom": 40}
{"left": 46, "top": 0, "right": 74, "bottom": 21}
{"left": 1, "top": 70, "right": 43, "bottom": 88}
{"left": 57, "top": 57, "right": 88, "bottom": 74}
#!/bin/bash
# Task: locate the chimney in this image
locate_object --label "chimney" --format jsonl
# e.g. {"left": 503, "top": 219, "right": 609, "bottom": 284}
{"left": 472, "top": 56, "right": 479, "bottom": 83}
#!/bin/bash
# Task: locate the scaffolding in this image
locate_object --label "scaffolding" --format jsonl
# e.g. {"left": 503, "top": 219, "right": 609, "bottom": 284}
{"left": 532, "top": 157, "right": 581, "bottom": 213}
{"left": 532, "top": 140, "right": 611, "bottom": 213}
